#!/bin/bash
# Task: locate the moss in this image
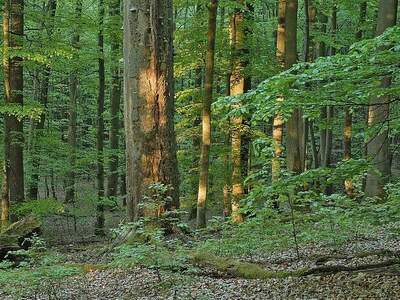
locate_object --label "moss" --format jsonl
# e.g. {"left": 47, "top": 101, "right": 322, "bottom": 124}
{"left": 191, "top": 252, "right": 306, "bottom": 279}
{"left": 1, "top": 215, "right": 41, "bottom": 236}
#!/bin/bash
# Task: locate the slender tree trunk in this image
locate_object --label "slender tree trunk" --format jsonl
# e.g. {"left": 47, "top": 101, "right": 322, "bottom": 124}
{"left": 223, "top": 73, "right": 231, "bottom": 218}
{"left": 65, "top": 0, "right": 82, "bottom": 203}
{"left": 365, "top": 0, "right": 398, "bottom": 199}
{"left": 1, "top": 162, "right": 9, "bottom": 227}
{"left": 309, "top": 120, "right": 319, "bottom": 168}
{"left": 95, "top": 0, "right": 106, "bottom": 236}
{"left": 50, "top": 169, "right": 57, "bottom": 199}
{"left": 318, "top": 11, "right": 328, "bottom": 167}
{"left": 124, "top": 0, "right": 180, "bottom": 222}
{"left": 324, "top": 4, "right": 337, "bottom": 176}
{"left": 285, "top": 0, "right": 302, "bottom": 174}
{"left": 344, "top": 2, "right": 367, "bottom": 198}
{"left": 271, "top": 0, "right": 285, "bottom": 183}
{"left": 230, "top": 1, "right": 251, "bottom": 223}
{"left": 2, "top": 0, "right": 25, "bottom": 223}
{"left": 28, "top": 0, "right": 57, "bottom": 200}
{"left": 106, "top": 0, "right": 122, "bottom": 198}
{"left": 196, "top": 0, "right": 218, "bottom": 228}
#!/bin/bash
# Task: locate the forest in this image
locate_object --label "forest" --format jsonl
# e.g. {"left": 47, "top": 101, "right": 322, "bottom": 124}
{"left": 0, "top": 0, "right": 399, "bottom": 298}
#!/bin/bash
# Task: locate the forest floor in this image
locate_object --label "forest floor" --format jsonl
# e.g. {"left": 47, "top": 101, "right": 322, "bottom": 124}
{"left": 1, "top": 219, "right": 399, "bottom": 299}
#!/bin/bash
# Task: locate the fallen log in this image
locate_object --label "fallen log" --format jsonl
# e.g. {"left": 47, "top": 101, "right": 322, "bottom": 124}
{"left": 191, "top": 252, "right": 400, "bottom": 279}
{"left": 0, "top": 216, "right": 42, "bottom": 260}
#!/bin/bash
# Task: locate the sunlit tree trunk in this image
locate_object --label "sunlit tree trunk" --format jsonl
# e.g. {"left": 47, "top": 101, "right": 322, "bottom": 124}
{"left": 196, "top": 0, "right": 218, "bottom": 228}
{"left": 106, "top": 0, "right": 122, "bottom": 199}
{"left": 124, "top": 0, "right": 179, "bottom": 222}
{"left": 365, "top": 0, "right": 398, "bottom": 199}
{"left": 223, "top": 73, "right": 231, "bottom": 218}
{"left": 271, "top": 0, "right": 285, "bottom": 183}
{"left": 65, "top": 0, "right": 82, "bottom": 203}
{"left": 95, "top": 0, "right": 106, "bottom": 235}
{"left": 230, "top": 1, "right": 251, "bottom": 223}
{"left": 2, "top": 0, "right": 25, "bottom": 223}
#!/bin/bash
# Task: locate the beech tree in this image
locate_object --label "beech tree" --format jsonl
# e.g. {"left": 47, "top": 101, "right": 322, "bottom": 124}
{"left": 2, "top": 0, "right": 25, "bottom": 223}
{"left": 65, "top": 0, "right": 83, "bottom": 203}
{"left": 123, "top": 0, "right": 180, "bottom": 221}
{"left": 365, "top": 0, "right": 398, "bottom": 198}
{"left": 229, "top": 0, "right": 251, "bottom": 223}
{"left": 95, "top": 0, "right": 106, "bottom": 235}
{"left": 196, "top": 0, "right": 218, "bottom": 228}
{"left": 106, "top": 0, "right": 122, "bottom": 199}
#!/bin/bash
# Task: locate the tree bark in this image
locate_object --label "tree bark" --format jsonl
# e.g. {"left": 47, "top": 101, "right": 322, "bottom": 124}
{"left": 229, "top": 0, "right": 251, "bottom": 223}
{"left": 3, "top": 0, "right": 25, "bottom": 222}
{"left": 106, "top": 0, "right": 122, "bottom": 199}
{"left": 271, "top": 0, "right": 286, "bottom": 183}
{"left": 365, "top": 0, "right": 398, "bottom": 199}
{"left": 65, "top": 0, "right": 82, "bottom": 203}
{"left": 196, "top": 0, "right": 218, "bottom": 228}
{"left": 344, "top": 2, "right": 367, "bottom": 198}
{"left": 95, "top": 0, "right": 106, "bottom": 236}
{"left": 124, "top": 0, "right": 180, "bottom": 222}
{"left": 285, "top": 0, "right": 302, "bottom": 174}
{"left": 28, "top": 0, "right": 57, "bottom": 200}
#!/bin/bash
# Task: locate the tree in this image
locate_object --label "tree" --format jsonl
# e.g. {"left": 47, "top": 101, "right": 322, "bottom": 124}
{"left": 106, "top": 0, "right": 122, "bottom": 199}
{"left": 285, "top": 0, "right": 303, "bottom": 174}
{"left": 344, "top": 1, "right": 367, "bottom": 198}
{"left": 196, "top": 0, "right": 218, "bottom": 228}
{"left": 365, "top": 0, "right": 398, "bottom": 199}
{"left": 95, "top": 0, "right": 106, "bottom": 235}
{"left": 2, "top": 0, "right": 25, "bottom": 223}
{"left": 230, "top": 0, "right": 251, "bottom": 223}
{"left": 123, "top": 0, "right": 180, "bottom": 222}
{"left": 65, "top": 0, "right": 83, "bottom": 203}
{"left": 271, "top": 0, "right": 286, "bottom": 183}
{"left": 28, "top": 0, "right": 57, "bottom": 201}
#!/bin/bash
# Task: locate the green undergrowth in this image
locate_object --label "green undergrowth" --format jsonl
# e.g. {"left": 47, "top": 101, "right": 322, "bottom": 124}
{"left": 0, "top": 261, "right": 83, "bottom": 297}
{"left": 195, "top": 201, "right": 399, "bottom": 258}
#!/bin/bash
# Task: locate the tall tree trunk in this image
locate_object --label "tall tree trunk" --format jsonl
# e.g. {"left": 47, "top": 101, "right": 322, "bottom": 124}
{"left": 124, "top": 0, "right": 180, "bottom": 222}
{"left": 303, "top": 0, "right": 316, "bottom": 62}
{"left": 344, "top": 2, "right": 367, "bottom": 198}
{"left": 65, "top": 0, "right": 82, "bottom": 203}
{"left": 365, "top": 0, "right": 398, "bottom": 199}
{"left": 196, "top": 0, "right": 218, "bottom": 228}
{"left": 95, "top": 0, "right": 106, "bottom": 236}
{"left": 285, "top": 0, "right": 302, "bottom": 174}
{"left": 230, "top": 1, "right": 250, "bottom": 224}
{"left": 271, "top": 0, "right": 285, "bottom": 183}
{"left": 106, "top": 0, "right": 122, "bottom": 199}
{"left": 302, "top": 1, "right": 316, "bottom": 171}
{"left": 318, "top": 10, "right": 328, "bottom": 169}
{"left": 223, "top": 73, "right": 231, "bottom": 218}
{"left": 28, "top": 0, "right": 57, "bottom": 200}
{"left": 322, "top": 5, "right": 337, "bottom": 195}
{"left": 2, "top": 0, "right": 25, "bottom": 223}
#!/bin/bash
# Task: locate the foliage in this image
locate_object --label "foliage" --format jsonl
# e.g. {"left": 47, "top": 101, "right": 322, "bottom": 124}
{"left": 14, "top": 198, "right": 65, "bottom": 217}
